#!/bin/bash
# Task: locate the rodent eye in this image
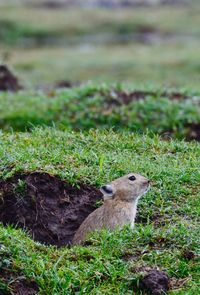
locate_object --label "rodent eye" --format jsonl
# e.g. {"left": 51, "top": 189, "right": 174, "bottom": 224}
{"left": 129, "top": 175, "right": 136, "bottom": 181}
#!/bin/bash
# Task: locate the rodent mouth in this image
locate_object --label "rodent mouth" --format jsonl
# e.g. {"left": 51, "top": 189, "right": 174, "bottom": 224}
{"left": 137, "top": 185, "right": 150, "bottom": 199}
{"left": 144, "top": 184, "right": 151, "bottom": 194}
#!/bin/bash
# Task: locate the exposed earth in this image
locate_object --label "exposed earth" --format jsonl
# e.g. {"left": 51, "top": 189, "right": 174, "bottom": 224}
{"left": 139, "top": 269, "right": 170, "bottom": 295}
{"left": 0, "top": 172, "right": 102, "bottom": 247}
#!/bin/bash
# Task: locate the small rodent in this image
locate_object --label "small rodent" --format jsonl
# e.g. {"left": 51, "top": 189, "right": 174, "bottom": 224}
{"left": 72, "top": 173, "right": 150, "bottom": 245}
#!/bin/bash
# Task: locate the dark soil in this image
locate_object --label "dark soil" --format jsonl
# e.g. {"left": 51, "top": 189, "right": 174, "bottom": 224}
{"left": 139, "top": 269, "right": 170, "bottom": 295}
{"left": 182, "top": 249, "right": 195, "bottom": 260}
{"left": 0, "top": 268, "right": 38, "bottom": 295}
{"left": 9, "top": 280, "right": 38, "bottom": 295}
{"left": 0, "top": 172, "right": 102, "bottom": 247}
{"left": 186, "top": 123, "right": 200, "bottom": 141}
{"left": 0, "top": 65, "right": 22, "bottom": 92}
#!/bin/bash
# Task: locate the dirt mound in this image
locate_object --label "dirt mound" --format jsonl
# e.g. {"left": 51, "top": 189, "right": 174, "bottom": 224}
{"left": 139, "top": 269, "right": 170, "bottom": 295}
{"left": 106, "top": 90, "right": 189, "bottom": 106}
{"left": 0, "top": 172, "right": 102, "bottom": 247}
{"left": 0, "top": 65, "right": 22, "bottom": 92}
{"left": 130, "top": 267, "right": 170, "bottom": 294}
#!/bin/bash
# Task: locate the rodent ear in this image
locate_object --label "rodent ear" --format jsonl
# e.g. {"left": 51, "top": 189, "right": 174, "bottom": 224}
{"left": 100, "top": 184, "right": 114, "bottom": 200}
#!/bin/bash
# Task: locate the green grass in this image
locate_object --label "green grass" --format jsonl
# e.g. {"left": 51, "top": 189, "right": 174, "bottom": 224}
{"left": 0, "top": 128, "right": 200, "bottom": 294}
{"left": 0, "top": 85, "right": 199, "bottom": 140}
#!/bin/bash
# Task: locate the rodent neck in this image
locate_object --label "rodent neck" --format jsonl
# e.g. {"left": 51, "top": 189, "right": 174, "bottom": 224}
{"left": 107, "top": 197, "right": 138, "bottom": 209}
{"left": 113, "top": 195, "right": 139, "bottom": 205}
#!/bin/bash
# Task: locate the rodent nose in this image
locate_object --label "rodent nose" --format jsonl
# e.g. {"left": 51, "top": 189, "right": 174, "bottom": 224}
{"left": 101, "top": 185, "right": 113, "bottom": 194}
{"left": 101, "top": 185, "right": 107, "bottom": 191}
{"left": 145, "top": 180, "right": 150, "bottom": 185}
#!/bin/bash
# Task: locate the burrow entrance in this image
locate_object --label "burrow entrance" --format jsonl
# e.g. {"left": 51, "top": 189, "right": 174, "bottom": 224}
{"left": 0, "top": 172, "right": 102, "bottom": 247}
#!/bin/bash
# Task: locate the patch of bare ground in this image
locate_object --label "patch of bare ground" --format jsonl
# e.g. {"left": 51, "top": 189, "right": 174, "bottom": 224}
{"left": 0, "top": 172, "right": 102, "bottom": 247}
{"left": 0, "top": 268, "right": 38, "bottom": 295}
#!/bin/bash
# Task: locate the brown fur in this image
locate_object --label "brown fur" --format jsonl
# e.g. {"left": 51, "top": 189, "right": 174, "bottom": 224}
{"left": 72, "top": 173, "right": 150, "bottom": 245}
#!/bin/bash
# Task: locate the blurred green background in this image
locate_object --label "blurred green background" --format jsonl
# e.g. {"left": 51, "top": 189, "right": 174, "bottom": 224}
{"left": 0, "top": 0, "right": 200, "bottom": 89}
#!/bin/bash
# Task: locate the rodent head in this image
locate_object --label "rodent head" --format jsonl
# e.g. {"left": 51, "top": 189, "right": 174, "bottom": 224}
{"left": 100, "top": 173, "right": 150, "bottom": 202}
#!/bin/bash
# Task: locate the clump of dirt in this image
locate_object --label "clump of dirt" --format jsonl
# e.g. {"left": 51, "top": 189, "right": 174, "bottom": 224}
{"left": 139, "top": 269, "right": 170, "bottom": 295}
{"left": 148, "top": 237, "right": 169, "bottom": 249}
{"left": 120, "top": 250, "right": 142, "bottom": 261}
{"left": 105, "top": 89, "right": 189, "bottom": 106}
{"left": 55, "top": 80, "right": 79, "bottom": 89}
{"left": 106, "top": 90, "right": 154, "bottom": 105}
{"left": 186, "top": 123, "right": 200, "bottom": 141}
{"left": 182, "top": 249, "right": 195, "bottom": 260}
{"left": 0, "top": 172, "right": 102, "bottom": 246}
{"left": 0, "top": 65, "right": 22, "bottom": 92}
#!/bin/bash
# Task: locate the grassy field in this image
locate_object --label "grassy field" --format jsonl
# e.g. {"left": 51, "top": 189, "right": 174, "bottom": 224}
{"left": 0, "top": 2, "right": 200, "bottom": 295}
{"left": 0, "top": 129, "right": 200, "bottom": 294}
